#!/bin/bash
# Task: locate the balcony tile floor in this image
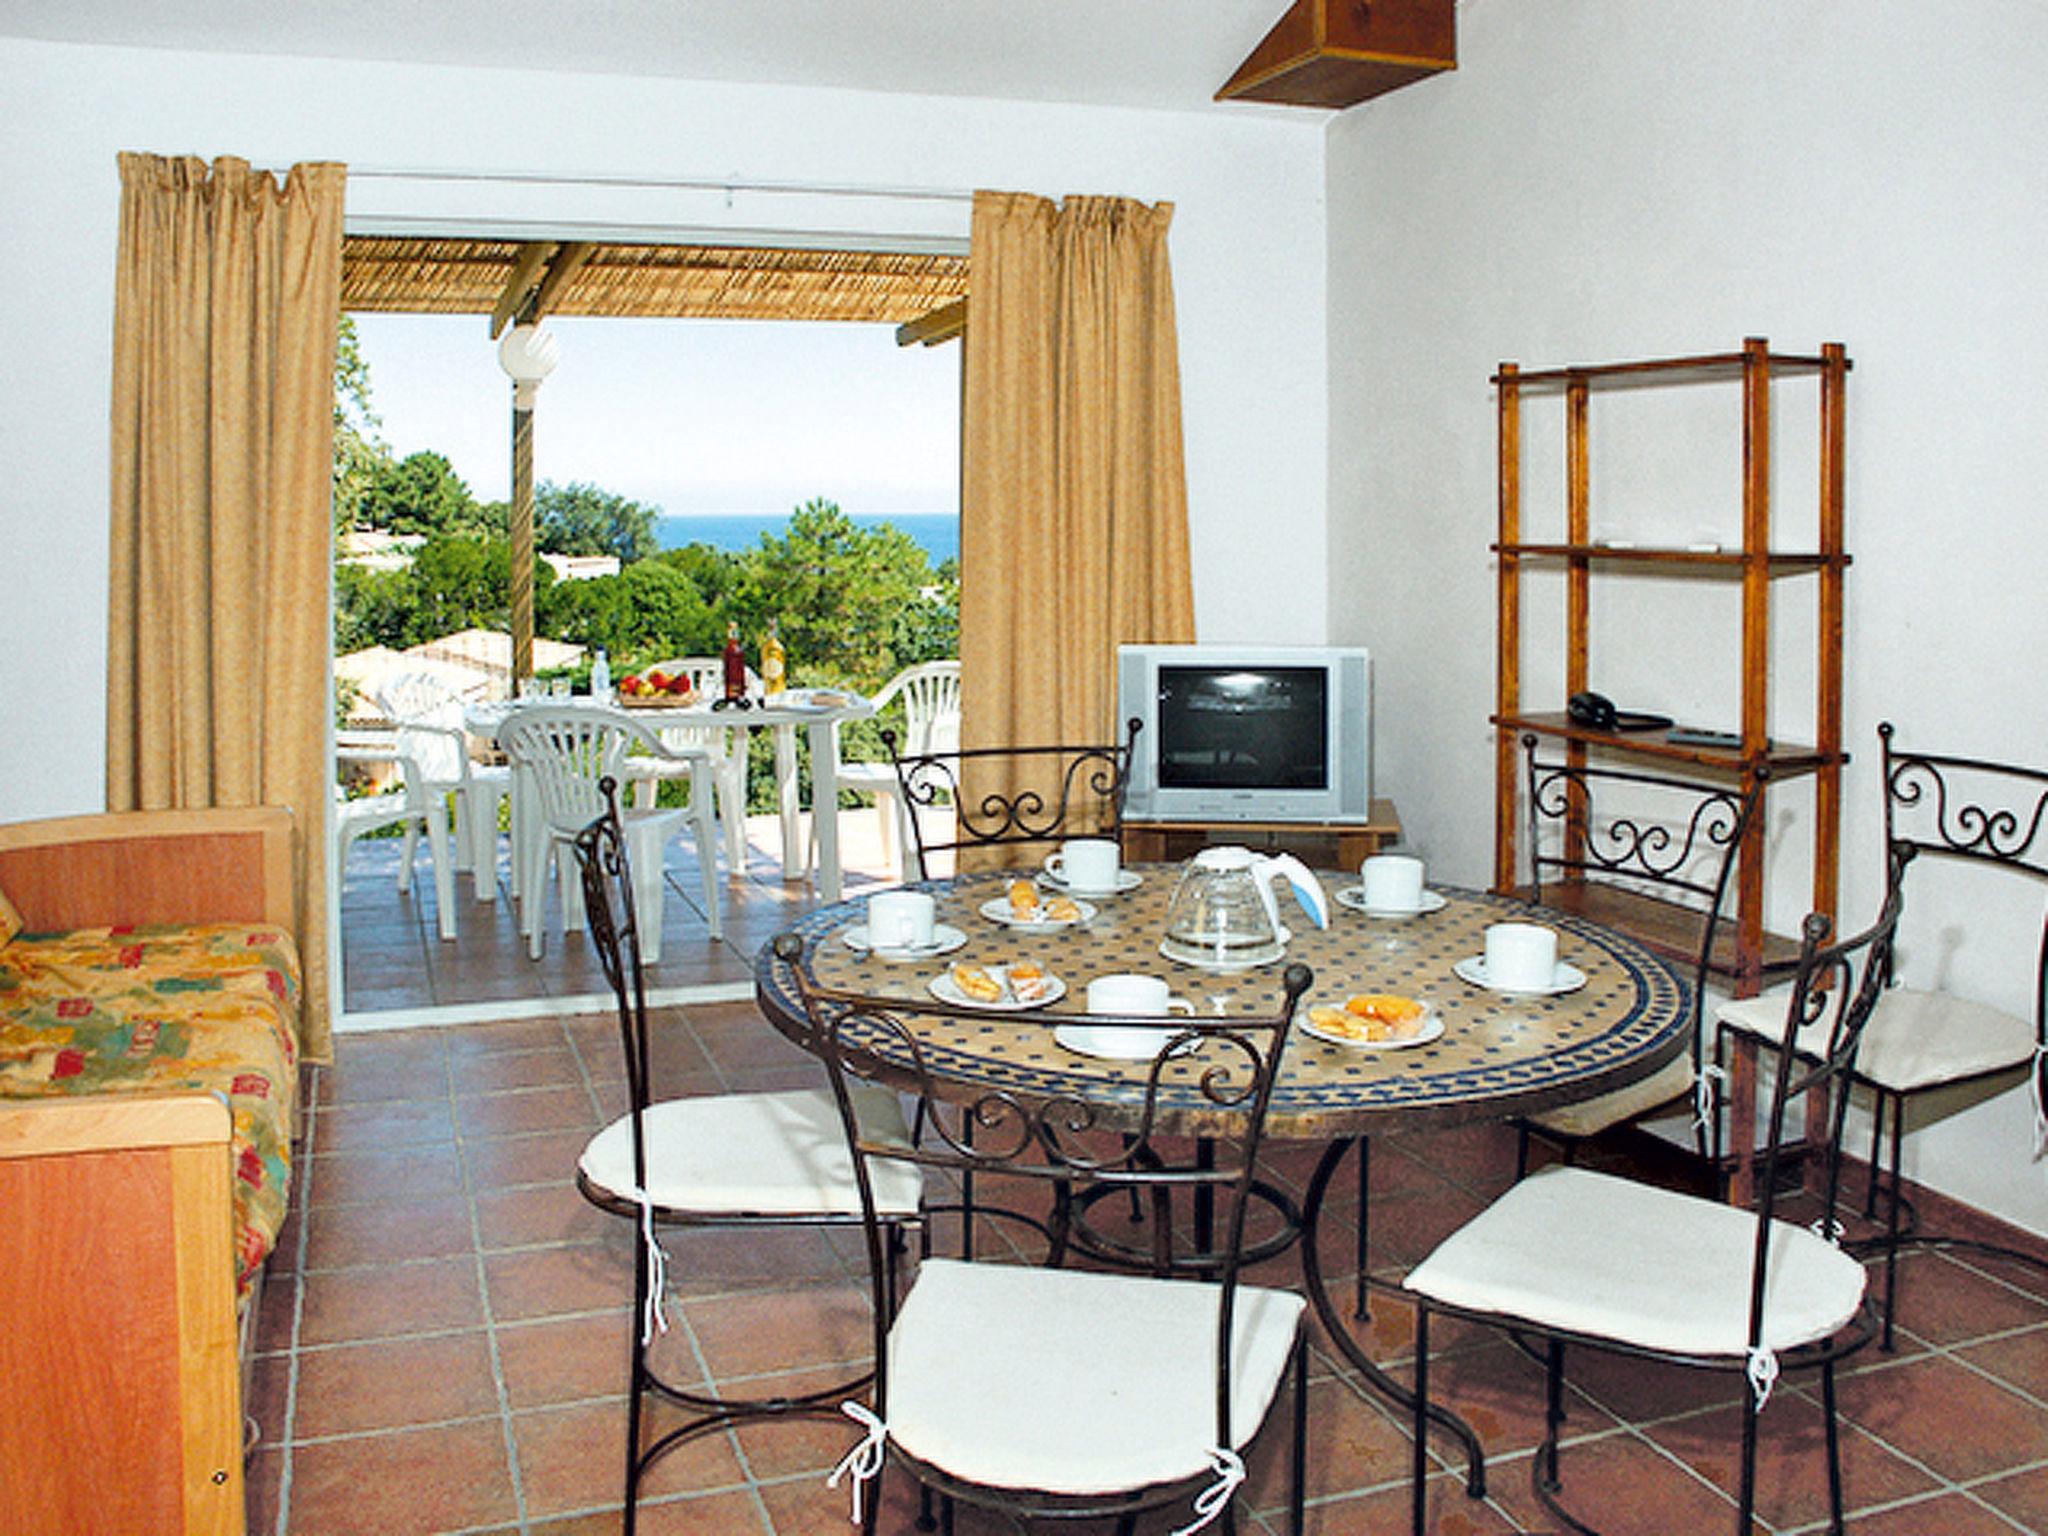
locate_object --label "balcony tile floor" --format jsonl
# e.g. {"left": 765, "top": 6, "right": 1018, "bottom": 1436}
{"left": 296, "top": 828, "right": 2048, "bottom": 1534}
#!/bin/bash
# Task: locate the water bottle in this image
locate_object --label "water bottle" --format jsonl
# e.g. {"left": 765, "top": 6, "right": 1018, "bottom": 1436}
{"left": 590, "top": 647, "right": 611, "bottom": 701}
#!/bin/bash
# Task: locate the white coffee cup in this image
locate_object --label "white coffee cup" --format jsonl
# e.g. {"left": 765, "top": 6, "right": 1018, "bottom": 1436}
{"left": 1484, "top": 922, "right": 1560, "bottom": 992}
{"left": 1361, "top": 854, "right": 1426, "bottom": 912}
{"left": 867, "top": 890, "right": 937, "bottom": 951}
{"left": 1046, "top": 837, "right": 1121, "bottom": 893}
{"left": 1085, "top": 973, "right": 1196, "bottom": 1017}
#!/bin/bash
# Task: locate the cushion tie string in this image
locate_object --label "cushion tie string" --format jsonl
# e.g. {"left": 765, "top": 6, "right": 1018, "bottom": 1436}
{"left": 826, "top": 1401, "right": 887, "bottom": 1524}
{"left": 1693, "top": 1062, "right": 1727, "bottom": 1133}
{"left": 1746, "top": 1346, "right": 1780, "bottom": 1410}
{"left": 621, "top": 1183, "right": 669, "bottom": 1346}
{"left": 2030, "top": 1041, "right": 2047, "bottom": 1158}
{"left": 1169, "top": 1448, "right": 1246, "bottom": 1536}
{"left": 1809, "top": 1213, "right": 1846, "bottom": 1245}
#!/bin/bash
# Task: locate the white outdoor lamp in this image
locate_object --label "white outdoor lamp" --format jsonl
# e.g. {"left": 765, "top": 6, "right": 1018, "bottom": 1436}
{"left": 498, "top": 321, "right": 559, "bottom": 407}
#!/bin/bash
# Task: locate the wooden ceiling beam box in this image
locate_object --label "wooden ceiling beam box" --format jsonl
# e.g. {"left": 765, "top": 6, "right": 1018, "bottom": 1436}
{"left": 896, "top": 297, "right": 967, "bottom": 348}
{"left": 1217, "top": 0, "right": 1455, "bottom": 109}
{"left": 489, "top": 241, "right": 557, "bottom": 337}
{"left": 527, "top": 241, "right": 598, "bottom": 324}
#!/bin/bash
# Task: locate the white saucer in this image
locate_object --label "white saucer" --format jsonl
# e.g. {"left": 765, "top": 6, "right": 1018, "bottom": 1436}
{"left": 1298, "top": 1005, "right": 1445, "bottom": 1051}
{"left": 1333, "top": 887, "right": 1448, "bottom": 919}
{"left": 1054, "top": 1021, "right": 1187, "bottom": 1060}
{"left": 1041, "top": 867, "right": 1143, "bottom": 896}
{"left": 841, "top": 923, "right": 968, "bottom": 961}
{"left": 978, "top": 895, "right": 1098, "bottom": 932}
{"left": 927, "top": 965, "right": 1068, "bottom": 1011}
{"left": 1453, "top": 956, "right": 1587, "bottom": 996}
{"left": 1158, "top": 935, "right": 1287, "bottom": 972}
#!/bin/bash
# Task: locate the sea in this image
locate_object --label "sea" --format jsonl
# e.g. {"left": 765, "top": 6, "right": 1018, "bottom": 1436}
{"left": 658, "top": 512, "right": 958, "bottom": 567}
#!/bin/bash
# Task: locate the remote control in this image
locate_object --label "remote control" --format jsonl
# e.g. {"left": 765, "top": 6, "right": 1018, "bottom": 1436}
{"left": 1665, "top": 727, "right": 1746, "bottom": 749}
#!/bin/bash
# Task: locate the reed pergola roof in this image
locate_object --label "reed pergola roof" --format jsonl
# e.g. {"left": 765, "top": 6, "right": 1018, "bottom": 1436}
{"left": 341, "top": 236, "right": 971, "bottom": 329}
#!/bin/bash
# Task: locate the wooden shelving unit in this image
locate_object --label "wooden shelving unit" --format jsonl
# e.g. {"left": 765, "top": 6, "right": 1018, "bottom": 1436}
{"left": 1490, "top": 338, "right": 1851, "bottom": 993}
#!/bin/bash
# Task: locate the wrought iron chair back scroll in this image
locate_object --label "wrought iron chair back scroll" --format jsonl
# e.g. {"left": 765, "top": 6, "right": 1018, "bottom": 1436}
{"left": 1402, "top": 867, "right": 1907, "bottom": 1536}
{"left": 1517, "top": 735, "right": 1765, "bottom": 1166}
{"left": 887, "top": 718, "right": 1141, "bottom": 880}
{"left": 569, "top": 785, "right": 921, "bottom": 1535}
{"left": 775, "top": 930, "right": 1313, "bottom": 1536}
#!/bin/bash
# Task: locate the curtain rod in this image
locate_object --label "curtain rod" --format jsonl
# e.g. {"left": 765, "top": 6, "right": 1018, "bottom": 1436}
{"left": 347, "top": 166, "right": 977, "bottom": 205}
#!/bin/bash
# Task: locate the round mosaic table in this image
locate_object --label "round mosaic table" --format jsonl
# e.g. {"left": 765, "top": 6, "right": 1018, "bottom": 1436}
{"left": 754, "top": 866, "right": 1692, "bottom": 1497}
{"left": 754, "top": 867, "right": 1692, "bottom": 1142}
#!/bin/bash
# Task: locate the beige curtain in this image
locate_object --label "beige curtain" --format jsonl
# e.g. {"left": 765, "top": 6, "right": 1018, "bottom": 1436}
{"left": 107, "top": 153, "right": 346, "bottom": 1062}
{"left": 958, "top": 191, "right": 1194, "bottom": 861}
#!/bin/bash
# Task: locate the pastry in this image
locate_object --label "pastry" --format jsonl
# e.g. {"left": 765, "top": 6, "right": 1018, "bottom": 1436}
{"left": 1043, "top": 895, "right": 1082, "bottom": 922}
{"left": 1007, "top": 961, "right": 1057, "bottom": 1005}
{"left": 949, "top": 963, "right": 1004, "bottom": 1003}
{"left": 1007, "top": 879, "right": 1041, "bottom": 919}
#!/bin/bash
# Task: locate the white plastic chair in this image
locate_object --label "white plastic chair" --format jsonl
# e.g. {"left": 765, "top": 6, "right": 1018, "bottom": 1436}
{"left": 372, "top": 671, "right": 512, "bottom": 903}
{"left": 496, "top": 706, "right": 721, "bottom": 962}
{"left": 834, "top": 660, "right": 959, "bottom": 881}
{"left": 333, "top": 781, "right": 458, "bottom": 942}
{"left": 625, "top": 657, "right": 757, "bottom": 874}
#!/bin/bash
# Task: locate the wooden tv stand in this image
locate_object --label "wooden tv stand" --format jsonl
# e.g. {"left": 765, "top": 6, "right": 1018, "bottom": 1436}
{"left": 1122, "top": 800, "right": 1402, "bottom": 871}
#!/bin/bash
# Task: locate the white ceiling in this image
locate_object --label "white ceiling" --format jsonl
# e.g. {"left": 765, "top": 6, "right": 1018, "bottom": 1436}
{"left": 0, "top": 0, "right": 1309, "bottom": 114}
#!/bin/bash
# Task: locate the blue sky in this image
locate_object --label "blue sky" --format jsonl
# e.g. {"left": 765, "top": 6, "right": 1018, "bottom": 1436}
{"left": 350, "top": 313, "right": 961, "bottom": 519}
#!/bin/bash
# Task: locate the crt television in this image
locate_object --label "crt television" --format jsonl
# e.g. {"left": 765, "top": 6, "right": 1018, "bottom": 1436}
{"left": 1117, "top": 644, "right": 1372, "bottom": 824}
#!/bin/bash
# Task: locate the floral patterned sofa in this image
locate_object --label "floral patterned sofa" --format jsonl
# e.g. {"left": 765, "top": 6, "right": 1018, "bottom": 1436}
{"left": 0, "top": 805, "right": 301, "bottom": 1536}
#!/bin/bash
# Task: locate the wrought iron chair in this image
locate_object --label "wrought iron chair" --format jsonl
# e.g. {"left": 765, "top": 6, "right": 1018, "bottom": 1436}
{"left": 888, "top": 717, "right": 1141, "bottom": 880}
{"left": 1513, "top": 736, "right": 1765, "bottom": 1172}
{"left": 834, "top": 659, "right": 960, "bottom": 881}
{"left": 776, "top": 929, "right": 1313, "bottom": 1536}
{"left": 571, "top": 785, "right": 923, "bottom": 1535}
{"left": 495, "top": 706, "right": 720, "bottom": 961}
{"left": 1714, "top": 721, "right": 2048, "bottom": 1349}
{"left": 1400, "top": 870, "right": 1906, "bottom": 1536}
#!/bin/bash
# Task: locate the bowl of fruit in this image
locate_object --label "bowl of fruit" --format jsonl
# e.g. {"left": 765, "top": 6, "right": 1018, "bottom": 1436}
{"left": 617, "top": 669, "right": 697, "bottom": 707}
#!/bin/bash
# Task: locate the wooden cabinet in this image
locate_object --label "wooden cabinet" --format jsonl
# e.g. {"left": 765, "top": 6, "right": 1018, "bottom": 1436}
{"left": 1490, "top": 338, "right": 1850, "bottom": 992}
{"left": 1123, "top": 800, "right": 1404, "bottom": 872}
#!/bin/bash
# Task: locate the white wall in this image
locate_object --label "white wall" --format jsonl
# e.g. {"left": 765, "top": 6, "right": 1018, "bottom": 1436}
{"left": 0, "top": 36, "right": 1328, "bottom": 822}
{"left": 1328, "top": 0, "right": 2048, "bottom": 1234}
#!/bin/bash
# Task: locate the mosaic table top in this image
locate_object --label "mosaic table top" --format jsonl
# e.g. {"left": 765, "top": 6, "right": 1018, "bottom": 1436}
{"left": 754, "top": 868, "right": 1691, "bottom": 1140}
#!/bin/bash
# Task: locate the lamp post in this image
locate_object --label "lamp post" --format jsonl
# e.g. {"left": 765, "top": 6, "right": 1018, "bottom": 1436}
{"left": 497, "top": 322, "right": 559, "bottom": 692}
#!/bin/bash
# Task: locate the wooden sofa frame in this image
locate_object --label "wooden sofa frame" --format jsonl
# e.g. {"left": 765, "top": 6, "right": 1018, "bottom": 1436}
{"left": 0, "top": 805, "right": 298, "bottom": 1536}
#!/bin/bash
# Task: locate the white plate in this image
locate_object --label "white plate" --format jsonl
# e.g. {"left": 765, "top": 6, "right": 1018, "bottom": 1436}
{"left": 1333, "top": 887, "right": 1448, "bottom": 919}
{"left": 1158, "top": 935, "right": 1287, "bottom": 972}
{"left": 1298, "top": 1003, "right": 1445, "bottom": 1051}
{"left": 977, "top": 895, "right": 1098, "bottom": 932}
{"left": 841, "top": 923, "right": 968, "bottom": 961}
{"left": 1453, "top": 957, "right": 1588, "bottom": 996}
{"left": 1041, "top": 867, "right": 1144, "bottom": 896}
{"left": 927, "top": 964, "right": 1068, "bottom": 1011}
{"left": 1054, "top": 1021, "right": 1190, "bottom": 1060}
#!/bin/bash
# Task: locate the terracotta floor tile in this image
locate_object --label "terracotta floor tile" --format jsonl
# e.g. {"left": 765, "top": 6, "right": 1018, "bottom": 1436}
{"left": 483, "top": 1238, "right": 638, "bottom": 1323}
{"left": 244, "top": 1445, "right": 283, "bottom": 1536}
{"left": 455, "top": 1044, "right": 586, "bottom": 1092}
{"left": 476, "top": 1179, "right": 614, "bottom": 1251}
{"left": 496, "top": 1310, "right": 641, "bottom": 1409}
{"left": 1835, "top": 1353, "right": 2047, "bottom": 1482}
{"left": 1882, "top": 1246, "right": 2048, "bottom": 1346}
{"left": 1488, "top": 1428, "right": 1737, "bottom": 1534}
{"left": 246, "top": 1349, "right": 293, "bottom": 1449}
{"left": 512, "top": 1397, "right": 748, "bottom": 1518}
{"left": 442, "top": 1017, "right": 575, "bottom": 1056}
{"left": 682, "top": 1283, "right": 874, "bottom": 1381}
{"left": 291, "top": 1330, "right": 501, "bottom": 1438}
{"left": 523, "top": 1487, "right": 775, "bottom": 1534}
{"left": 252, "top": 1273, "right": 301, "bottom": 1356}
{"left": 455, "top": 1083, "right": 603, "bottom": 1138}
{"left": 315, "top": 1044, "right": 451, "bottom": 1106}
{"left": 719, "top": 1364, "right": 883, "bottom": 1484}
{"left": 1844, "top": 1490, "right": 2029, "bottom": 1533}
{"left": 463, "top": 1128, "right": 596, "bottom": 1192}
{"left": 302, "top": 1191, "right": 476, "bottom": 1270}
{"left": 298, "top": 1254, "right": 485, "bottom": 1346}
{"left": 305, "top": 1142, "right": 466, "bottom": 1209}
{"left": 1289, "top": 1475, "right": 1521, "bottom": 1536}
{"left": 1954, "top": 1320, "right": 2048, "bottom": 1401}
{"left": 314, "top": 1097, "right": 459, "bottom": 1156}
{"left": 1974, "top": 1463, "right": 2048, "bottom": 1534}
{"left": 287, "top": 1418, "right": 517, "bottom": 1535}
{"left": 1643, "top": 1390, "right": 1939, "bottom": 1531}
{"left": 1239, "top": 1369, "right": 1416, "bottom": 1512}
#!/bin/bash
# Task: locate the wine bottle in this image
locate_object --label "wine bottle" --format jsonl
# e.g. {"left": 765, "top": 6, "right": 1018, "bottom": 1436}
{"left": 762, "top": 619, "right": 787, "bottom": 696}
{"left": 721, "top": 620, "right": 747, "bottom": 703}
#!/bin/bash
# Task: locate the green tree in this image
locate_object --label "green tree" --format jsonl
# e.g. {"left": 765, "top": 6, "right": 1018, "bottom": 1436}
{"left": 332, "top": 315, "right": 390, "bottom": 539}
{"left": 730, "top": 498, "right": 937, "bottom": 682}
{"left": 538, "top": 480, "right": 660, "bottom": 564}
{"left": 540, "top": 558, "right": 718, "bottom": 658}
{"left": 359, "top": 451, "right": 492, "bottom": 540}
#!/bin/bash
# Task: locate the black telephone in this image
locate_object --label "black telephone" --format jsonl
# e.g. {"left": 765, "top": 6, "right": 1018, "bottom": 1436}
{"left": 1566, "top": 691, "right": 1674, "bottom": 733}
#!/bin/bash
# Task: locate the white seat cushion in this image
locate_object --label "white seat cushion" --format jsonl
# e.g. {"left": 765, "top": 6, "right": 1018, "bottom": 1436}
{"left": 1405, "top": 1165, "right": 1865, "bottom": 1358}
{"left": 884, "top": 1257, "right": 1304, "bottom": 1496}
{"left": 1716, "top": 986, "right": 2033, "bottom": 1094}
{"left": 1526, "top": 1050, "right": 1694, "bottom": 1138}
{"left": 579, "top": 1085, "right": 922, "bottom": 1218}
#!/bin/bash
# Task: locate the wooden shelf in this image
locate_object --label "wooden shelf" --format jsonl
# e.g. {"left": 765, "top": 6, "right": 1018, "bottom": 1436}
{"left": 1505, "top": 882, "right": 1805, "bottom": 985}
{"left": 1492, "top": 349, "right": 1851, "bottom": 391}
{"left": 1123, "top": 800, "right": 1402, "bottom": 871}
{"left": 1495, "top": 543, "right": 1849, "bottom": 575}
{"left": 1494, "top": 713, "right": 1847, "bottom": 778}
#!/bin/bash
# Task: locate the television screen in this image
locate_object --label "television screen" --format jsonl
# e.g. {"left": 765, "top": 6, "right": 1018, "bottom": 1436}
{"left": 1156, "top": 665, "right": 1329, "bottom": 792}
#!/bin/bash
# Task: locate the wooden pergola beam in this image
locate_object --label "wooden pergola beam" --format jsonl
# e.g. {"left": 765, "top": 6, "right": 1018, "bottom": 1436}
{"left": 489, "top": 241, "right": 557, "bottom": 338}
{"left": 896, "top": 297, "right": 967, "bottom": 348}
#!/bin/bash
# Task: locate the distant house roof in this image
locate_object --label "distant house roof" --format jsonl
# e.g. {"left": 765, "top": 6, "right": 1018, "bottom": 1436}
{"left": 541, "top": 552, "right": 620, "bottom": 582}
{"left": 336, "top": 629, "right": 587, "bottom": 724}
